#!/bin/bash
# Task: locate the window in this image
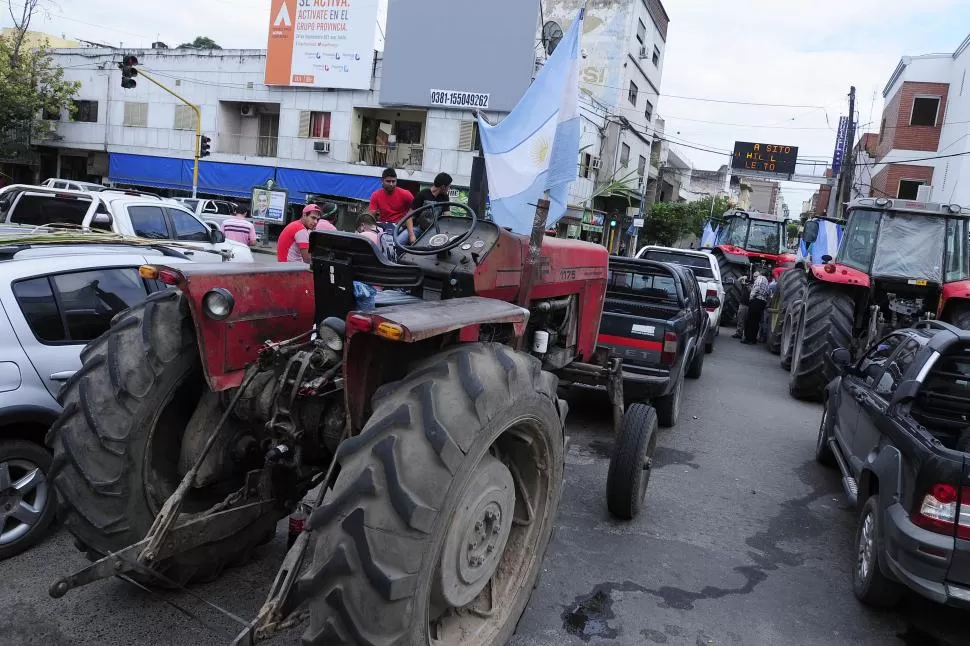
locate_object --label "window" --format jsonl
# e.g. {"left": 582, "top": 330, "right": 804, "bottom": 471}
{"left": 608, "top": 270, "right": 677, "bottom": 300}
{"left": 72, "top": 100, "right": 98, "bottom": 123}
{"left": 13, "top": 277, "right": 65, "bottom": 343}
{"left": 299, "top": 110, "right": 332, "bottom": 138}
{"left": 395, "top": 121, "right": 423, "bottom": 145}
{"left": 168, "top": 208, "right": 211, "bottom": 242}
{"left": 910, "top": 96, "right": 940, "bottom": 127}
{"left": 580, "top": 152, "right": 592, "bottom": 179}
{"left": 636, "top": 19, "right": 646, "bottom": 44}
{"left": 458, "top": 121, "right": 479, "bottom": 152}
{"left": 173, "top": 104, "right": 195, "bottom": 130}
{"left": 620, "top": 143, "right": 631, "bottom": 167}
{"left": 214, "top": 201, "right": 234, "bottom": 215}
{"left": 628, "top": 81, "right": 638, "bottom": 106}
{"left": 879, "top": 117, "right": 886, "bottom": 144}
{"left": 875, "top": 339, "right": 921, "bottom": 397}
{"left": 645, "top": 100, "right": 654, "bottom": 124}
{"left": 857, "top": 334, "right": 904, "bottom": 388}
{"left": 897, "top": 179, "right": 925, "bottom": 199}
{"left": 52, "top": 269, "right": 149, "bottom": 342}
{"left": 9, "top": 194, "right": 90, "bottom": 227}
{"left": 946, "top": 217, "right": 969, "bottom": 283}
{"left": 128, "top": 206, "right": 170, "bottom": 239}
{"left": 43, "top": 106, "right": 61, "bottom": 121}
{"left": 652, "top": 46, "right": 661, "bottom": 67}
{"left": 838, "top": 208, "right": 881, "bottom": 272}
{"left": 640, "top": 251, "right": 716, "bottom": 279}
{"left": 123, "top": 102, "right": 148, "bottom": 127}
{"left": 638, "top": 155, "right": 647, "bottom": 180}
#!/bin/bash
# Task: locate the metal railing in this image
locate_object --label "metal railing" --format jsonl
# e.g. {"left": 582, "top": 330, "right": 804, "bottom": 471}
{"left": 350, "top": 143, "right": 424, "bottom": 169}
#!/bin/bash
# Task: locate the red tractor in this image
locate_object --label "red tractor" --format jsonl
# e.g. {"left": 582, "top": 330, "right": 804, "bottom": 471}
{"left": 785, "top": 197, "right": 970, "bottom": 400}
{"left": 45, "top": 200, "right": 658, "bottom": 645}
{"left": 709, "top": 208, "right": 796, "bottom": 326}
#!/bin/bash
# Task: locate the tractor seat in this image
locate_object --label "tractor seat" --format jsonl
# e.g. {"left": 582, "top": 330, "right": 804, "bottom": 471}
{"left": 375, "top": 290, "right": 423, "bottom": 307}
{"left": 309, "top": 230, "right": 423, "bottom": 289}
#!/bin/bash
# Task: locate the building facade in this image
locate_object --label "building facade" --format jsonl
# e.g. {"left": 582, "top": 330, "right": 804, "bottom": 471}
{"left": 870, "top": 34, "right": 970, "bottom": 205}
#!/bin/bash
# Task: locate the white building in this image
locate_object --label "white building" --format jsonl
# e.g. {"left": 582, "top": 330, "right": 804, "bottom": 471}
{"left": 38, "top": 47, "right": 502, "bottom": 206}
{"left": 870, "top": 34, "right": 970, "bottom": 205}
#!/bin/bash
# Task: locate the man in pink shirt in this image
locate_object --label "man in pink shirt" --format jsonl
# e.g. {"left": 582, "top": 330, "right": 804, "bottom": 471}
{"left": 220, "top": 204, "right": 257, "bottom": 246}
{"left": 315, "top": 202, "right": 338, "bottom": 232}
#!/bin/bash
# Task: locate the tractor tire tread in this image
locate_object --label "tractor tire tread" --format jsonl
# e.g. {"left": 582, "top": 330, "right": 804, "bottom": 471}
{"left": 789, "top": 283, "right": 853, "bottom": 401}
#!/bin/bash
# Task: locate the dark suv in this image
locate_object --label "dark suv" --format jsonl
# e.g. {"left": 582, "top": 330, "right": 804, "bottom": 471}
{"left": 819, "top": 321, "right": 970, "bottom": 608}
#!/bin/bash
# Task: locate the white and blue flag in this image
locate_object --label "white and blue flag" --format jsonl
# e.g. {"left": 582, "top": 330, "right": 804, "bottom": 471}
{"left": 699, "top": 221, "right": 720, "bottom": 249}
{"left": 798, "top": 219, "right": 844, "bottom": 265}
{"left": 476, "top": 7, "right": 584, "bottom": 235}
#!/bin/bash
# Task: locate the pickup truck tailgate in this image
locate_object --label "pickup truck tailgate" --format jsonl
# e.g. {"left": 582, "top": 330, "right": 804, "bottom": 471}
{"left": 597, "top": 299, "right": 677, "bottom": 366}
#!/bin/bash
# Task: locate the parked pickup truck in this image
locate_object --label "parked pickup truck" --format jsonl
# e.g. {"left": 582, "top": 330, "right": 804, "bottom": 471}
{"left": 820, "top": 321, "right": 970, "bottom": 609}
{"left": 0, "top": 185, "right": 253, "bottom": 263}
{"left": 597, "top": 257, "right": 717, "bottom": 428}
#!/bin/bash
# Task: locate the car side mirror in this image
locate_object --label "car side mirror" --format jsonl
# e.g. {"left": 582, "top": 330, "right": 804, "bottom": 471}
{"left": 210, "top": 229, "right": 225, "bottom": 244}
{"left": 831, "top": 347, "right": 852, "bottom": 370}
{"left": 704, "top": 296, "right": 721, "bottom": 309}
{"left": 802, "top": 220, "right": 819, "bottom": 244}
{"left": 891, "top": 379, "right": 920, "bottom": 406}
{"left": 821, "top": 254, "right": 833, "bottom": 263}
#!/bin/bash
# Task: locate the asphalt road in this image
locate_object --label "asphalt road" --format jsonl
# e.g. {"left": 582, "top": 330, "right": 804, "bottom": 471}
{"left": 3, "top": 334, "right": 970, "bottom": 645}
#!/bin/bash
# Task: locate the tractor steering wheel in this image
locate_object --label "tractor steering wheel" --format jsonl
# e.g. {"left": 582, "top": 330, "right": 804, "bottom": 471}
{"left": 393, "top": 201, "right": 479, "bottom": 257}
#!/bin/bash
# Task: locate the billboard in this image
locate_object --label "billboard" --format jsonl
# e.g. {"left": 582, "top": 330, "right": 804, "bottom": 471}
{"left": 731, "top": 141, "right": 799, "bottom": 176}
{"left": 831, "top": 116, "right": 849, "bottom": 176}
{"left": 265, "top": 0, "right": 379, "bottom": 90}
{"left": 379, "top": 0, "right": 539, "bottom": 112}
{"left": 252, "top": 186, "right": 289, "bottom": 223}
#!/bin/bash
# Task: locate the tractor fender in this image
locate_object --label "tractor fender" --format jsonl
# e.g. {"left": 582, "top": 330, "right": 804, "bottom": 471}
{"left": 713, "top": 247, "right": 751, "bottom": 267}
{"left": 938, "top": 280, "right": 970, "bottom": 319}
{"left": 809, "top": 263, "right": 871, "bottom": 288}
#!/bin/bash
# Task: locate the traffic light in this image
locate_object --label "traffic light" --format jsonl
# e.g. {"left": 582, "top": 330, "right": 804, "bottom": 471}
{"left": 118, "top": 54, "right": 138, "bottom": 89}
{"left": 199, "top": 135, "right": 211, "bottom": 158}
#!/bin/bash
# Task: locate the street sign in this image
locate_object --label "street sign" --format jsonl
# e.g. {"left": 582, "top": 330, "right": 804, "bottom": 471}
{"left": 831, "top": 116, "right": 849, "bottom": 176}
{"left": 731, "top": 141, "right": 799, "bottom": 176}
{"left": 633, "top": 218, "right": 645, "bottom": 227}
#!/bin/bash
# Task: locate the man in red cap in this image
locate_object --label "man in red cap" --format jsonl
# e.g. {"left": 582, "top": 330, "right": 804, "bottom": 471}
{"left": 277, "top": 204, "right": 322, "bottom": 263}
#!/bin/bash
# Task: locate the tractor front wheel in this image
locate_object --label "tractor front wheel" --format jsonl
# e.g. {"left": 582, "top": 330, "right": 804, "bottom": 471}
{"left": 788, "top": 283, "right": 854, "bottom": 401}
{"left": 302, "top": 343, "right": 565, "bottom": 646}
{"left": 716, "top": 256, "right": 747, "bottom": 327}
{"left": 47, "top": 290, "right": 280, "bottom": 584}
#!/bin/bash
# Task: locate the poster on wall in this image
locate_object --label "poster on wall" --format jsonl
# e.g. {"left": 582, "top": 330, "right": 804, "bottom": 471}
{"left": 264, "top": 0, "right": 379, "bottom": 90}
{"left": 252, "top": 186, "right": 289, "bottom": 223}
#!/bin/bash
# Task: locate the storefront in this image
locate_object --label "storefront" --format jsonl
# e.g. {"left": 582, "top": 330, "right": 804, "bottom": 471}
{"left": 580, "top": 210, "right": 605, "bottom": 246}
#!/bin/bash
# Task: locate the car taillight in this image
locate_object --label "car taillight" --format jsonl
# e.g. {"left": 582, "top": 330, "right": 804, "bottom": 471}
{"left": 704, "top": 289, "right": 717, "bottom": 312}
{"left": 661, "top": 331, "right": 677, "bottom": 366}
{"left": 911, "top": 483, "right": 970, "bottom": 539}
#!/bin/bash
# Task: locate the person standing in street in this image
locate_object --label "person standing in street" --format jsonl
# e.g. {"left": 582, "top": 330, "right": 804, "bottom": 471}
{"left": 276, "top": 204, "right": 322, "bottom": 263}
{"left": 220, "top": 203, "right": 257, "bottom": 247}
{"left": 733, "top": 276, "right": 750, "bottom": 340}
{"left": 745, "top": 271, "right": 770, "bottom": 345}
{"left": 368, "top": 168, "right": 415, "bottom": 242}
{"left": 402, "top": 172, "right": 453, "bottom": 245}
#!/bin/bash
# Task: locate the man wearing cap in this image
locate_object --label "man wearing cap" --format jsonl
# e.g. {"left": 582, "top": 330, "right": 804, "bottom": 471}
{"left": 277, "top": 204, "right": 322, "bottom": 263}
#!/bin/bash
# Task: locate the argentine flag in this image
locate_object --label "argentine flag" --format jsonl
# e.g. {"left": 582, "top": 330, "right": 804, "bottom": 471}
{"left": 699, "top": 221, "right": 719, "bottom": 248}
{"left": 477, "top": 8, "right": 584, "bottom": 235}
{"left": 797, "top": 220, "right": 844, "bottom": 265}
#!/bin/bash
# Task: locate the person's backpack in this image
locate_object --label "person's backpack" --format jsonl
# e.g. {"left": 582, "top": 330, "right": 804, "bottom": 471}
{"left": 375, "top": 223, "right": 399, "bottom": 263}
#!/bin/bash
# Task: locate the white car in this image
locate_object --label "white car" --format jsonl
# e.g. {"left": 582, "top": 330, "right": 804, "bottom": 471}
{"left": 39, "top": 178, "right": 110, "bottom": 192}
{"left": 0, "top": 185, "right": 253, "bottom": 263}
{"left": 636, "top": 245, "right": 724, "bottom": 353}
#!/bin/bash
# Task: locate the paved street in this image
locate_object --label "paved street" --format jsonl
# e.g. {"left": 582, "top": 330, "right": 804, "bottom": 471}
{"left": 3, "top": 338, "right": 970, "bottom": 645}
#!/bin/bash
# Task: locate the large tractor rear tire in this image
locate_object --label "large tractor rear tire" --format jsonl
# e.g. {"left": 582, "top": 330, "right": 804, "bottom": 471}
{"left": 47, "top": 289, "right": 279, "bottom": 585}
{"left": 946, "top": 304, "right": 970, "bottom": 330}
{"left": 301, "top": 343, "right": 565, "bottom": 646}
{"left": 770, "top": 268, "right": 808, "bottom": 357}
{"left": 716, "top": 255, "right": 747, "bottom": 327}
{"left": 788, "top": 283, "right": 854, "bottom": 401}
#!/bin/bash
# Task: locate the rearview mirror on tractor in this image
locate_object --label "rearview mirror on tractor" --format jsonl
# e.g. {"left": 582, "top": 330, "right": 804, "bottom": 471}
{"left": 803, "top": 220, "right": 819, "bottom": 245}
{"left": 831, "top": 348, "right": 852, "bottom": 369}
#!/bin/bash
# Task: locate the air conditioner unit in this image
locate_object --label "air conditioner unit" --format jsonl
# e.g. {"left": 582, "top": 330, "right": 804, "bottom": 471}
{"left": 240, "top": 104, "right": 256, "bottom": 117}
{"left": 313, "top": 140, "right": 331, "bottom": 154}
{"left": 590, "top": 156, "right": 602, "bottom": 170}
{"left": 638, "top": 46, "right": 648, "bottom": 59}
{"left": 916, "top": 184, "right": 933, "bottom": 201}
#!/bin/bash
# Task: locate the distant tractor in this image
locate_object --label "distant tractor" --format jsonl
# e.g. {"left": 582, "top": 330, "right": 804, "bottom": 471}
{"left": 707, "top": 209, "right": 796, "bottom": 326}
{"left": 785, "top": 197, "right": 970, "bottom": 400}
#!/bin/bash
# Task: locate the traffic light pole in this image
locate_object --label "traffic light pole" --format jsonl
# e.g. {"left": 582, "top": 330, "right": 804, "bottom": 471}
{"left": 134, "top": 68, "right": 202, "bottom": 198}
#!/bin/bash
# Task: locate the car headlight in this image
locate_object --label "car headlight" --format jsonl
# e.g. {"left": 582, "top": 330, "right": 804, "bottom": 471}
{"left": 202, "top": 288, "right": 234, "bottom": 320}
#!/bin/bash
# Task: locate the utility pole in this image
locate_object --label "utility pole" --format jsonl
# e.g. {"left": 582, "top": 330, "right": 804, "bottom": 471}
{"left": 838, "top": 86, "right": 857, "bottom": 218}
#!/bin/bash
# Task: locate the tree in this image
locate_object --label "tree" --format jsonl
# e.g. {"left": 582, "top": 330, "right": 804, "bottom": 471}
{"left": 639, "top": 195, "right": 733, "bottom": 249}
{"left": 786, "top": 222, "right": 800, "bottom": 241}
{"left": 0, "top": 1, "right": 80, "bottom": 160}
{"left": 178, "top": 36, "right": 222, "bottom": 50}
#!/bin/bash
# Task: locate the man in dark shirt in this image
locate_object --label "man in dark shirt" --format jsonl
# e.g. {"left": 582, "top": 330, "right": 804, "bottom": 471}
{"left": 399, "top": 172, "right": 453, "bottom": 245}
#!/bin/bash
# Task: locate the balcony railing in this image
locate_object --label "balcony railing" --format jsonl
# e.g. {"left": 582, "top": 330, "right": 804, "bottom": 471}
{"left": 219, "top": 134, "right": 279, "bottom": 158}
{"left": 350, "top": 143, "right": 424, "bottom": 169}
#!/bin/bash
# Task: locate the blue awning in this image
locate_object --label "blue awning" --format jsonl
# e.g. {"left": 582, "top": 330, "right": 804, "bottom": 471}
{"left": 276, "top": 167, "right": 380, "bottom": 203}
{"left": 109, "top": 153, "right": 380, "bottom": 202}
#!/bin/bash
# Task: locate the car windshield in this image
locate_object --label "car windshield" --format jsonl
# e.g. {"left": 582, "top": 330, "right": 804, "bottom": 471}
{"left": 746, "top": 221, "right": 783, "bottom": 254}
{"left": 871, "top": 212, "right": 946, "bottom": 282}
{"left": 640, "top": 250, "right": 715, "bottom": 279}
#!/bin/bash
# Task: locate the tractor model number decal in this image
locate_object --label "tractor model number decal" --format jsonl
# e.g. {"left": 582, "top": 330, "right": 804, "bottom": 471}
{"left": 560, "top": 269, "right": 577, "bottom": 280}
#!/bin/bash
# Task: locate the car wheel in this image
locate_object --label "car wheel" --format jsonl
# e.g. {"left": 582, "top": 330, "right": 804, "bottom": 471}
{"left": 852, "top": 495, "right": 904, "bottom": 608}
{"left": 0, "top": 439, "right": 56, "bottom": 560}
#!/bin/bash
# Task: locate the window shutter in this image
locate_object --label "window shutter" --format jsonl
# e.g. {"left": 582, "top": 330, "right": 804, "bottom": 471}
{"left": 174, "top": 105, "right": 194, "bottom": 130}
{"left": 124, "top": 102, "right": 148, "bottom": 127}
{"left": 458, "top": 121, "right": 475, "bottom": 151}
{"left": 299, "top": 111, "right": 311, "bottom": 138}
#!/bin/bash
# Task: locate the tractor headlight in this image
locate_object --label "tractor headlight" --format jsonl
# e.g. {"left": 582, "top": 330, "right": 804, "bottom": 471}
{"left": 202, "top": 288, "right": 234, "bottom": 320}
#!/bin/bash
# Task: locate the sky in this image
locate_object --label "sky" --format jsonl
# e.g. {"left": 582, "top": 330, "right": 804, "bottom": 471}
{"left": 7, "top": 0, "right": 970, "bottom": 212}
